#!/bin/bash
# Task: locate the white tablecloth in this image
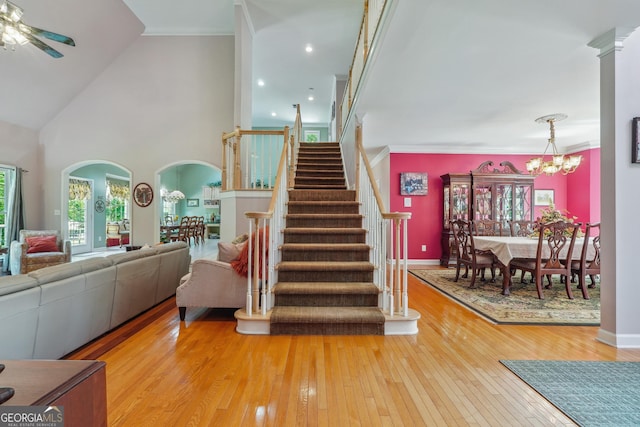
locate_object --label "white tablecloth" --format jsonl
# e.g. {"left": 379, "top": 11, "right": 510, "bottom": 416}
{"left": 473, "top": 236, "right": 593, "bottom": 266}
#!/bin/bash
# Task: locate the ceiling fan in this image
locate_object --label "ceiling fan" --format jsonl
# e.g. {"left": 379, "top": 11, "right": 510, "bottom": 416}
{"left": 0, "top": 0, "right": 75, "bottom": 58}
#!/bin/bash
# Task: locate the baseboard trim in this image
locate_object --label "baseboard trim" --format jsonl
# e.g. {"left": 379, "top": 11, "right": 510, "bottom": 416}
{"left": 597, "top": 328, "right": 640, "bottom": 348}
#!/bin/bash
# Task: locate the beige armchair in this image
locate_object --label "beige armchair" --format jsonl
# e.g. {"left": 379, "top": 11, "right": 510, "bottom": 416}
{"left": 176, "top": 240, "right": 248, "bottom": 320}
{"left": 176, "top": 259, "right": 247, "bottom": 320}
{"left": 10, "top": 230, "right": 72, "bottom": 275}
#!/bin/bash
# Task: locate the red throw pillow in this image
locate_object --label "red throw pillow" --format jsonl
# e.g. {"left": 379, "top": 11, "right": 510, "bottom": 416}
{"left": 26, "top": 235, "right": 59, "bottom": 253}
{"left": 231, "top": 227, "right": 269, "bottom": 279}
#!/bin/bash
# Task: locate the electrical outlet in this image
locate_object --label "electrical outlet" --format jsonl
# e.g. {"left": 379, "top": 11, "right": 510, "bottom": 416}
{"left": 98, "top": 236, "right": 102, "bottom": 242}
{"left": 421, "top": 245, "right": 427, "bottom": 252}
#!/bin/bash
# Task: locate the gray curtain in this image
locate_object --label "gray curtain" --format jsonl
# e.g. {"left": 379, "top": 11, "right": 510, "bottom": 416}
{"left": 3, "top": 168, "right": 25, "bottom": 273}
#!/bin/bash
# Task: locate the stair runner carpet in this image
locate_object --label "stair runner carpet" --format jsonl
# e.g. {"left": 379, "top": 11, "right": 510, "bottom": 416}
{"left": 270, "top": 142, "right": 385, "bottom": 335}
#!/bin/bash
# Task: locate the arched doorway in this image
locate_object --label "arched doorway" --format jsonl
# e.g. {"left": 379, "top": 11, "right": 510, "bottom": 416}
{"left": 62, "top": 161, "right": 131, "bottom": 254}
{"left": 155, "top": 161, "right": 221, "bottom": 243}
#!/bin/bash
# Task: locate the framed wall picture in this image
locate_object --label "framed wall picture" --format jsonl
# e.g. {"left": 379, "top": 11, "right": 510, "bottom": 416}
{"left": 187, "top": 199, "right": 199, "bottom": 207}
{"left": 133, "top": 182, "right": 153, "bottom": 207}
{"left": 534, "top": 189, "right": 554, "bottom": 206}
{"left": 632, "top": 117, "right": 640, "bottom": 163}
{"left": 400, "top": 172, "right": 428, "bottom": 196}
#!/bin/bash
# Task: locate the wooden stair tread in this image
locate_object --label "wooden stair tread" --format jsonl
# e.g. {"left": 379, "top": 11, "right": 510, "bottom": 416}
{"left": 274, "top": 282, "right": 379, "bottom": 294}
{"left": 284, "top": 227, "right": 365, "bottom": 234}
{"left": 286, "top": 213, "right": 363, "bottom": 219}
{"left": 270, "top": 306, "right": 384, "bottom": 323}
{"left": 277, "top": 261, "right": 374, "bottom": 271}
{"left": 280, "top": 243, "right": 369, "bottom": 251}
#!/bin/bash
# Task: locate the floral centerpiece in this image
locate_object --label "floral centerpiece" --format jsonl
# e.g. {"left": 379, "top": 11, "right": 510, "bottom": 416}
{"left": 531, "top": 202, "right": 583, "bottom": 238}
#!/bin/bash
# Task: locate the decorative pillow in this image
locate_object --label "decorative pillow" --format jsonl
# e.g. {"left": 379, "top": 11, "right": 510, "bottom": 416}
{"left": 26, "top": 235, "right": 59, "bottom": 253}
{"left": 217, "top": 241, "right": 246, "bottom": 263}
{"left": 231, "top": 233, "right": 249, "bottom": 244}
{"left": 231, "top": 227, "right": 269, "bottom": 279}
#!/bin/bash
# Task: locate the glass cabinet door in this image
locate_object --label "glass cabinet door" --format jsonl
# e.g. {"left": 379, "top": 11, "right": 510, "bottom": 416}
{"left": 452, "top": 184, "right": 469, "bottom": 221}
{"left": 514, "top": 185, "right": 532, "bottom": 221}
{"left": 474, "top": 184, "right": 492, "bottom": 220}
{"left": 495, "top": 183, "right": 513, "bottom": 223}
{"left": 443, "top": 187, "right": 450, "bottom": 228}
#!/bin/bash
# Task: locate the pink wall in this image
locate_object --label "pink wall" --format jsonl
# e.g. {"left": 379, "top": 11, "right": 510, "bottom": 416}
{"left": 389, "top": 148, "right": 600, "bottom": 260}
{"left": 566, "top": 149, "right": 601, "bottom": 225}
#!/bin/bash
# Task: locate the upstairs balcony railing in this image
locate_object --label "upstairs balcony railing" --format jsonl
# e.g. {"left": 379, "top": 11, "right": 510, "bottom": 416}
{"left": 339, "top": 0, "right": 389, "bottom": 139}
{"left": 221, "top": 105, "right": 302, "bottom": 192}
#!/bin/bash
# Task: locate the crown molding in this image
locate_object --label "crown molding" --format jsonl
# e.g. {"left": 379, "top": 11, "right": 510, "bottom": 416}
{"left": 385, "top": 141, "right": 600, "bottom": 155}
{"left": 588, "top": 27, "right": 636, "bottom": 57}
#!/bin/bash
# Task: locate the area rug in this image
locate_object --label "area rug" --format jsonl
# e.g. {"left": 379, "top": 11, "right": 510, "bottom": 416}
{"left": 500, "top": 360, "right": 640, "bottom": 426}
{"left": 410, "top": 269, "right": 600, "bottom": 325}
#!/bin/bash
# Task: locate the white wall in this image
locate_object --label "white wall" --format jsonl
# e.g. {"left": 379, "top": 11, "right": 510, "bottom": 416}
{"left": 0, "top": 121, "right": 42, "bottom": 228}
{"left": 38, "top": 35, "right": 235, "bottom": 245}
{"left": 597, "top": 28, "right": 640, "bottom": 347}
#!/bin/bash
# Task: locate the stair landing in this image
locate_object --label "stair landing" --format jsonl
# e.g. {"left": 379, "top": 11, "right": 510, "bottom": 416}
{"left": 235, "top": 308, "right": 421, "bottom": 335}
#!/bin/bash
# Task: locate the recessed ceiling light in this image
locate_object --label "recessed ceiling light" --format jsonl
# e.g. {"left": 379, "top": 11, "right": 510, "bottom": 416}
{"left": 257, "top": 79, "right": 265, "bottom": 87}
{"left": 305, "top": 44, "right": 313, "bottom": 53}
{"left": 271, "top": 112, "right": 277, "bottom": 117}
{"left": 308, "top": 95, "right": 314, "bottom": 101}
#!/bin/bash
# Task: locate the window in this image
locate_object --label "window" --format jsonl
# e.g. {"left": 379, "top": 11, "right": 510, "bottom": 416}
{"left": 106, "top": 176, "right": 130, "bottom": 223}
{"left": 0, "top": 167, "right": 12, "bottom": 248}
{"left": 68, "top": 177, "right": 91, "bottom": 246}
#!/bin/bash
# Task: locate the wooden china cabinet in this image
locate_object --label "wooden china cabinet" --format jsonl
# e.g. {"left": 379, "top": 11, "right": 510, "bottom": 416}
{"left": 440, "top": 161, "right": 535, "bottom": 266}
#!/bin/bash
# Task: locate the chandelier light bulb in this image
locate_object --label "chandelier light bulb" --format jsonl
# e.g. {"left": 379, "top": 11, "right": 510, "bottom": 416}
{"left": 527, "top": 113, "right": 581, "bottom": 176}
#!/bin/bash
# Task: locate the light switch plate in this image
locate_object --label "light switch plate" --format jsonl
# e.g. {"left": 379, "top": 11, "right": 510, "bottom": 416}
{"left": 404, "top": 197, "right": 411, "bottom": 207}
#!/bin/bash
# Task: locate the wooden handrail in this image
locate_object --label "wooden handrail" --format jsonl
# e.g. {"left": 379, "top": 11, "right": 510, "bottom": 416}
{"left": 356, "top": 124, "right": 386, "bottom": 212}
{"left": 339, "top": 0, "right": 389, "bottom": 140}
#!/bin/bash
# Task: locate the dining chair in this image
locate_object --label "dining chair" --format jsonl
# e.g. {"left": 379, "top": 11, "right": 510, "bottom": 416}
{"left": 171, "top": 216, "right": 190, "bottom": 243}
{"left": 570, "top": 222, "right": 600, "bottom": 299}
{"left": 195, "top": 216, "right": 205, "bottom": 244}
{"left": 472, "top": 219, "right": 507, "bottom": 236}
{"left": 187, "top": 216, "right": 199, "bottom": 245}
{"left": 507, "top": 220, "right": 539, "bottom": 283}
{"left": 508, "top": 220, "right": 538, "bottom": 237}
{"left": 450, "top": 219, "right": 496, "bottom": 288}
{"left": 509, "top": 220, "right": 581, "bottom": 299}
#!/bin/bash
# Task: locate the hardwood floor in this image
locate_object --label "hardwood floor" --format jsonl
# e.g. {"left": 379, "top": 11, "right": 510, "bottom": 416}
{"left": 65, "top": 265, "right": 640, "bottom": 426}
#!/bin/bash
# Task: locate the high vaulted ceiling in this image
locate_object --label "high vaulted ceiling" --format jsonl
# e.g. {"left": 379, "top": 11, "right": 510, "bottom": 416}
{"left": 2, "top": 1, "right": 640, "bottom": 153}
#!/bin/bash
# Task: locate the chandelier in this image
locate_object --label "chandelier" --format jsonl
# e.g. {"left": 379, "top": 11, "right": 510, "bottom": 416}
{"left": 526, "top": 113, "right": 582, "bottom": 175}
{"left": 161, "top": 189, "right": 185, "bottom": 204}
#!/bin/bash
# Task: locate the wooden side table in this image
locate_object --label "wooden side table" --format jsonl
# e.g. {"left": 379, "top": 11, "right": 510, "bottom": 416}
{"left": 0, "top": 360, "right": 107, "bottom": 426}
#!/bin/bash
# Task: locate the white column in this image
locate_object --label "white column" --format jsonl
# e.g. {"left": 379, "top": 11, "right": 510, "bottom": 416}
{"left": 589, "top": 27, "right": 640, "bottom": 347}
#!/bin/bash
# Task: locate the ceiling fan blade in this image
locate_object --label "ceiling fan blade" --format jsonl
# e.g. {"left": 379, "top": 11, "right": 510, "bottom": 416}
{"left": 18, "top": 23, "right": 75, "bottom": 46}
{"left": 22, "top": 32, "right": 63, "bottom": 58}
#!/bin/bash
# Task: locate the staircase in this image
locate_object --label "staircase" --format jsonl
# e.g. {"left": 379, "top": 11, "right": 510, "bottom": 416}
{"left": 269, "top": 142, "right": 385, "bottom": 335}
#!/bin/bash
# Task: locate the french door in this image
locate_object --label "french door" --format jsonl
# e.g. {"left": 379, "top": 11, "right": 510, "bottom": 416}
{"left": 67, "top": 177, "right": 93, "bottom": 254}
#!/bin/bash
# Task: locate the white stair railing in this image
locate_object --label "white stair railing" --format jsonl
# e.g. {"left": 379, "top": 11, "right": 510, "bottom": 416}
{"left": 221, "top": 128, "right": 289, "bottom": 191}
{"left": 242, "top": 131, "right": 292, "bottom": 316}
{"left": 355, "top": 124, "right": 412, "bottom": 317}
{"left": 240, "top": 107, "right": 303, "bottom": 316}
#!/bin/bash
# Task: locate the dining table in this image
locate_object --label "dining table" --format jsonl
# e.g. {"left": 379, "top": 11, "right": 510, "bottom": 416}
{"left": 473, "top": 235, "right": 595, "bottom": 296}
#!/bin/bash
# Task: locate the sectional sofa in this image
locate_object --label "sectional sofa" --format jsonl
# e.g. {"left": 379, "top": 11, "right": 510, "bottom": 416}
{"left": 0, "top": 241, "right": 190, "bottom": 360}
